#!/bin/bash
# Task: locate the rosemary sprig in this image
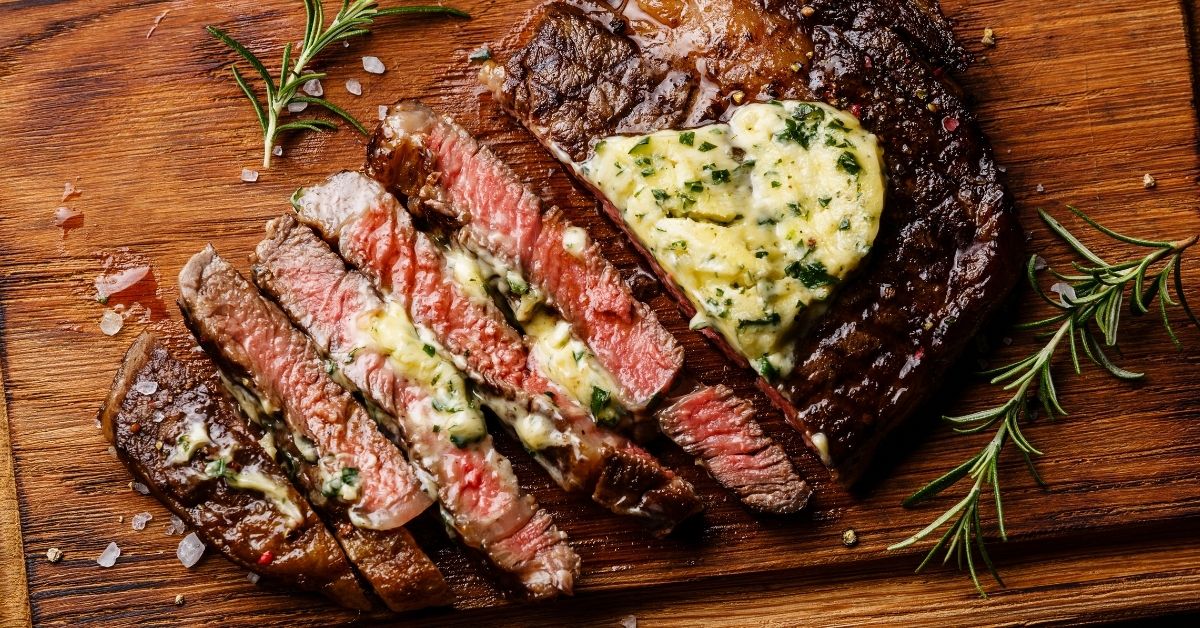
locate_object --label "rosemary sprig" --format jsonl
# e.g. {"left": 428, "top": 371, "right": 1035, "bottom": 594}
{"left": 889, "top": 206, "right": 1199, "bottom": 596}
{"left": 207, "top": 1, "right": 468, "bottom": 168}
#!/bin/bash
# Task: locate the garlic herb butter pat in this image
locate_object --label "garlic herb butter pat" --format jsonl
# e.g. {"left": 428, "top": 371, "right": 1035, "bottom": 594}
{"left": 580, "top": 101, "right": 885, "bottom": 377}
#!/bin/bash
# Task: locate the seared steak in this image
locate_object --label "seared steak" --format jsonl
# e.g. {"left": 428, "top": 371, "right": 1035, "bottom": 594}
{"left": 484, "top": 0, "right": 1024, "bottom": 482}
{"left": 365, "top": 104, "right": 807, "bottom": 514}
{"left": 178, "top": 247, "right": 452, "bottom": 611}
{"left": 252, "top": 215, "right": 580, "bottom": 598}
{"left": 100, "top": 332, "right": 371, "bottom": 610}
{"left": 288, "top": 173, "right": 703, "bottom": 533}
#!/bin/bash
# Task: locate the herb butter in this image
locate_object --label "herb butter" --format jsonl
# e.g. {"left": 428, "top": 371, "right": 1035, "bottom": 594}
{"left": 363, "top": 301, "right": 486, "bottom": 448}
{"left": 579, "top": 101, "right": 885, "bottom": 377}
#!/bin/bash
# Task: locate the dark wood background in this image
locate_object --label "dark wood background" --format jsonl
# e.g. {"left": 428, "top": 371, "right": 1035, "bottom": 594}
{"left": 3, "top": 0, "right": 1200, "bottom": 625}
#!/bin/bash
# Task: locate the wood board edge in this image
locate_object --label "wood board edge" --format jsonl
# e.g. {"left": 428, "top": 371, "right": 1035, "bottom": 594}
{"left": 0, "top": 357, "right": 32, "bottom": 628}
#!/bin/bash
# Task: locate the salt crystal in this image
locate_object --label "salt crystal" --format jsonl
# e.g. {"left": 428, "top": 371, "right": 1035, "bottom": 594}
{"left": 272, "top": 145, "right": 283, "bottom": 157}
{"left": 362, "top": 56, "right": 385, "bottom": 74}
{"left": 97, "top": 542, "right": 120, "bottom": 568}
{"left": 302, "top": 78, "right": 324, "bottom": 97}
{"left": 166, "top": 515, "right": 186, "bottom": 536}
{"left": 1036, "top": 183, "right": 1045, "bottom": 193}
{"left": 177, "top": 532, "right": 205, "bottom": 568}
{"left": 134, "top": 380, "right": 158, "bottom": 396}
{"left": 94, "top": 418, "right": 102, "bottom": 430}
{"left": 106, "top": 445, "right": 118, "bottom": 459}
{"left": 1050, "top": 282, "right": 1077, "bottom": 304}
{"left": 240, "top": 168, "right": 259, "bottom": 183}
{"left": 378, "top": 105, "right": 389, "bottom": 121}
{"left": 620, "top": 616, "right": 637, "bottom": 628}
{"left": 152, "top": 410, "right": 165, "bottom": 423}
{"left": 132, "top": 512, "right": 153, "bottom": 531}
{"left": 1002, "top": 337, "right": 1013, "bottom": 346}
{"left": 287, "top": 100, "right": 308, "bottom": 113}
{"left": 345, "top": 78, "right": 362, "bottom": 96}
{"left": 247, "top": 572, "right": 261, "bottom": 584}
{"left": 95, "top": 265, "right": 151, "bottom": 301}
{"left": 62, "top": 181, "right": 80, "bottom": 201}
{"left": 1033, "top": 255, "right": 1048, "bottom": 271}
{"left": 99, "top": 310, "right": 124, "bottom": 336}
{"left": 131, "top": 481, "right": 151, "bottom": 495}
{"left": 54, "top": 207, "right": 82, "bottom": 226}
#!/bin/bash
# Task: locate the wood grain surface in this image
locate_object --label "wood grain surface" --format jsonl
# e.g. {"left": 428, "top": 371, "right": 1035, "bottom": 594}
{"left": 2, "top": 0, "right": 1200, "bottom": 625}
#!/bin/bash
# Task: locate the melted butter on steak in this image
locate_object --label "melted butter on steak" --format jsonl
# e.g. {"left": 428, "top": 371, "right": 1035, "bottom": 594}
{"left": 580, "top": 101, "right": 884, "bottom": 378}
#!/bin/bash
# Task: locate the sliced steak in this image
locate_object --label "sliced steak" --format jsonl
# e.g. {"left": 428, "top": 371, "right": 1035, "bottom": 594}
{"left": 484, "top": 0, "right": 1024, "bottom": 483}
{"left": 291, "top": 172, "right": 703, "bottom": 534}
{"left": 365, "top": 104, "right": 806, "bottom": 514}
{"left": 366, "top": 101, "right": 682, "bottom": 411}
{"left": 100, "top": 332, "right": 371, "bottom": 610}
{"left": 660, "top": 385, "right": 807, "bottom": 513}
{"left": 252, "top": 215, "right": 579, "bottom": 598}
{"left": 177, "top": 247, "right": 452, "bottom": 611}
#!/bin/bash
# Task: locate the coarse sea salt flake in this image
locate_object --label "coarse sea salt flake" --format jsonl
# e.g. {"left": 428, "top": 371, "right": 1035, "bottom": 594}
{"left": 345, "top": 78, "right": 362, "bottom": 96}
{"left": 302, "top": 78, "right": 323, "bottom": 96}
{"left": 247, "top": 572, "right": 261, "bottom": 584}
{"left": 1051, "top": 282, "right": 1076, "bottom": 304}
{"left": 97, "top": 542, "right": 120, "bottom": 568}
{"left": 131, "top": 481, "right": 151, "bottom": 495}
{"left": 100, "top": 310, "right": 124, "bottom": 336}
{"left": 240, "top": 168, "right": 259, "bottom": 183}
{"left": 287, "top": 100, "right": 308, "bottom": 113}
{"left": 620, "top": 616, "right": 637, "bottom": 628}
{"left": 134, "top": 380, "right": 158, "bottom": 396}
{"left": 378, "top": 105, "right": 389, "bottom": 121}
{"left": 132, "top": 512, "right": 153, "bottom": 531}
{"left": 177, "top": 532, "right": 205, "bottom": 568}
{"left": 362, "top": 56, "right": 385, "bottom": 74}
{"left": 166, "top": 515, "right": 186, "bottom": 536}
{"left": 272, "top": 145, "right": 283, "bottom": 157}
{"left": 54, "top": 207, "right": 81, "bottom": 226}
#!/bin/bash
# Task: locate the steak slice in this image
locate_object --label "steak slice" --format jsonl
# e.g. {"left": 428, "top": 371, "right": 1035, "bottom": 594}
{"left": 660, "top": 386, "right": 807, "bottom": 513}
{"left": 178, "top": 247, "right": 451, "bottom": 611}
{"left": 366, "top": 104, "right": 807, "bottom": 514}
{"left": 100, "top": 332, "right": 371, "bottom": 610}
{"left": 366, "top": 101, "right": 682, "bottom": 411}
{"left": 289, "top": 173, "right": 703, "bottom": 534}
{"left": 252, "top": 215, "right": 579, "bottom": 598}
{"left": 485, "top": 0, "right": 1024, "bottom": 483}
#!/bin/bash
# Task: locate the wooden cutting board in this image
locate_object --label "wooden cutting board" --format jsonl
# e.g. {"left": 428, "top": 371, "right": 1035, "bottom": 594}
{"left": 3, "top": 0, "right": 1200, "bottom": 625}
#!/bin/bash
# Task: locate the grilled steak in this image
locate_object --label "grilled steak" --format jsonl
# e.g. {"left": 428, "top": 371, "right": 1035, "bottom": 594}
{"left": 367, "top": 102, "right": 681, "bottom": 411}
{"left": 178, "top": 247, "right": 452, "bottom": 611}
{"left": 252, "top": 215, "right": 579, "bottom": 598}
{"left": 288, "top": 173, "right": 704, "bottom": 533}
{"left": 483, "top": 0, "right": 1024, "bottom": 482}
{"left": 365, "top": 104, "right": 807, "bottom": 513}
{"left": 100, "top": 332, "right": 371, "bottom": 610}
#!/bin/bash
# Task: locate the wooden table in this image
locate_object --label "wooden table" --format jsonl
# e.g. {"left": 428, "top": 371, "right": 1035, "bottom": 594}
{"left": 4, "top": 1, "right": 1200, "bottom": 625}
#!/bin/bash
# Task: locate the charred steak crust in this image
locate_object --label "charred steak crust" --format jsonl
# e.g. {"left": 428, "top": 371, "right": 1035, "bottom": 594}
{"left": 100, "top": 332, "right": 372, "bottom": 610}
{"left": 488, "top": 0, "right": 1023, "bottom": 482}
